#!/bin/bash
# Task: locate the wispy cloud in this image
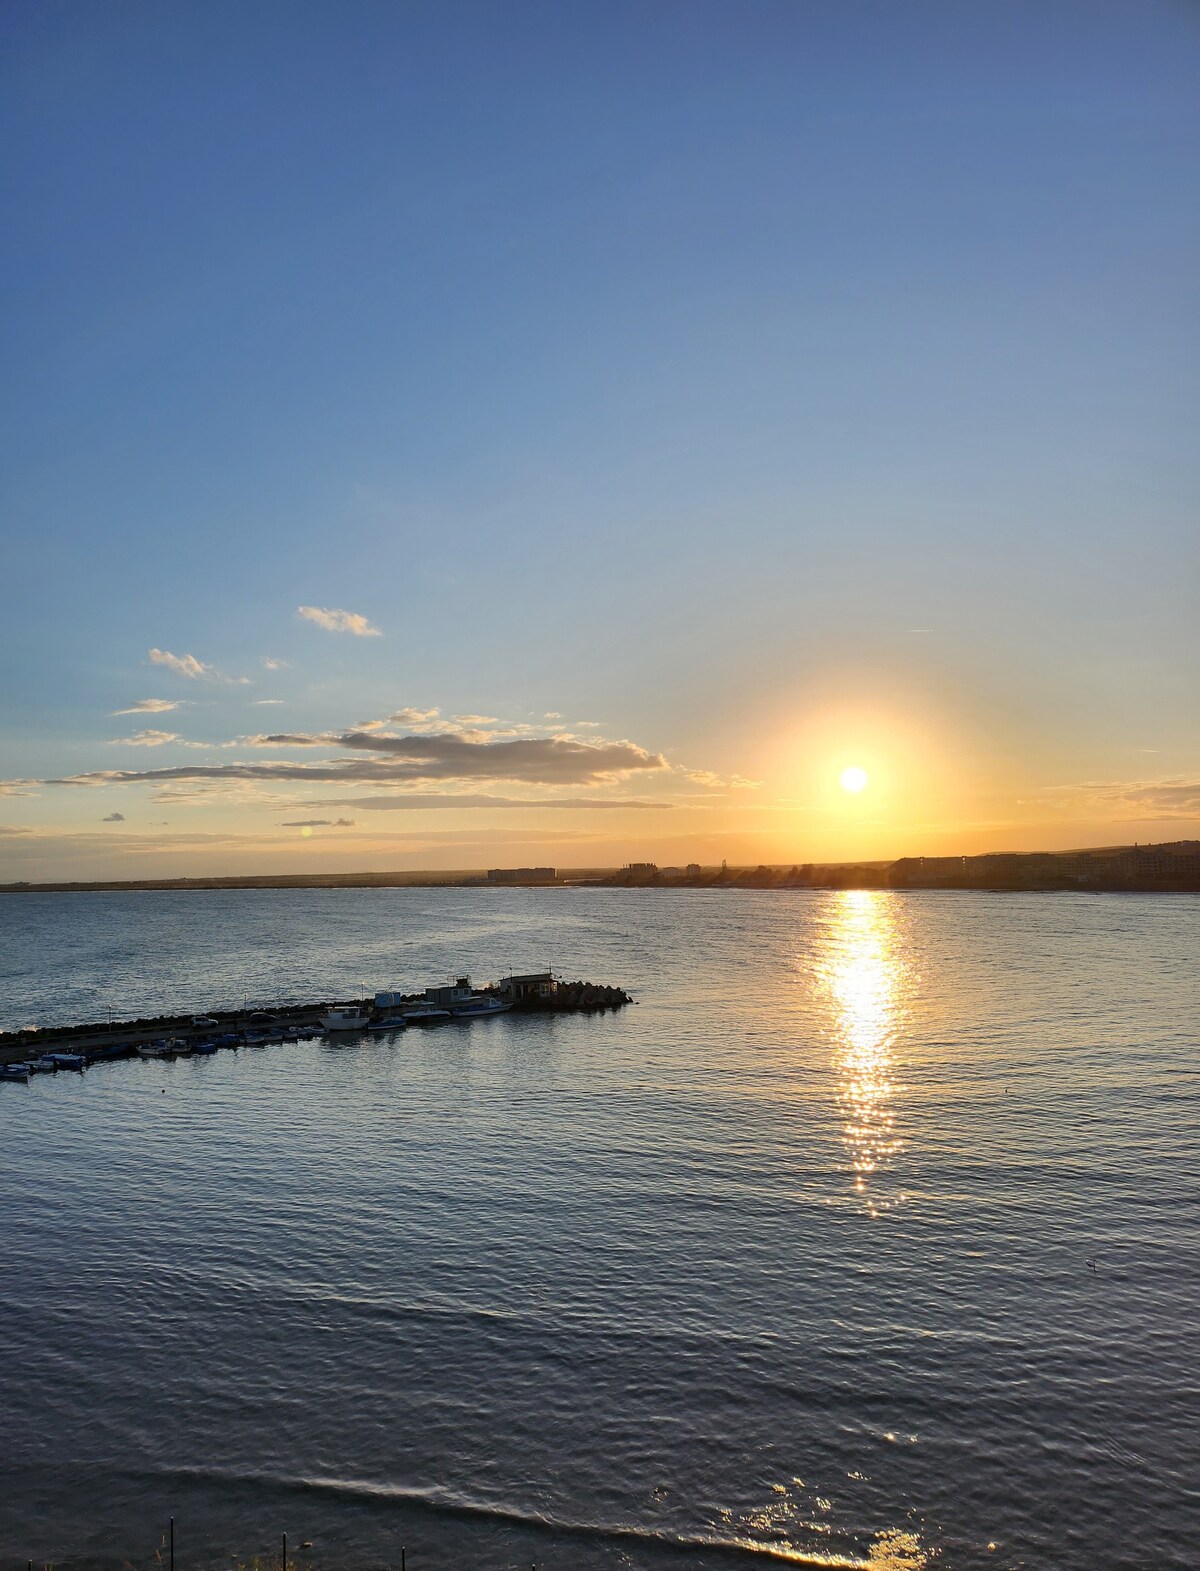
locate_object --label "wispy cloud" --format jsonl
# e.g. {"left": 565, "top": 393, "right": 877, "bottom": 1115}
{"left": 1039, "top": 777, "right": 1200, "bottom": 821}
{"left": 112, "top": 698, "right": 182, "bottom": 715}
{"left": 252, "top": 699, "right": 286, "bottom": 706}
{"left": 147, "top": 648, "right": 210, "bottom": 679}
{"left": 111, "top": 729, "right": 181, "bottom": 747}
{"left": 683, "top": 768, "right": 762, "bottom": 790}
{"left": 301, "top": 794, "right": 672, "bottom": 811}
{"left": 147, "top": 648, "right": 249, "bottom": 684}
{"left": 297, "top": 606, "right": 381, "bottom": 636}
{"left": 280, "top": 818, "right": 356, "bottom": 828}
{"left": 389, "top": 706, "right": 441, "bottom": 729}
{"left": 101, "top": 811, "right": 126, "bottom": 822}
{"left": 262, "top": 657, "right": 288, "bottom": 670}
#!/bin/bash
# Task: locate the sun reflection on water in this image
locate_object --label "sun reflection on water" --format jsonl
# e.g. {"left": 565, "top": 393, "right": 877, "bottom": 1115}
{"left": 820, "top": 890, "right": 909, "bottom": 1215}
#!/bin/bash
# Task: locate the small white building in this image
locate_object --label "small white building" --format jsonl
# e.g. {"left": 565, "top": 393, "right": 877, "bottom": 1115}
{"left": 499, "top": 972, "right": 557, "bottom": 1003}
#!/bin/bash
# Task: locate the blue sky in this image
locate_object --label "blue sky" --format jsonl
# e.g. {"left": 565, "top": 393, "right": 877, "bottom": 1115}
{"left": 2, "top": 1, "right": 1198, "bottom": 877}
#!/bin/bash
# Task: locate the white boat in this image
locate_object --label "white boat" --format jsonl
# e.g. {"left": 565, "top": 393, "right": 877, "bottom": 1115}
{"left": 401, "top": 1004, "right": 452, "bottom": 1023}
{"left": 449, "top": 996, "right": 514, "bottom": 1019}
{"left": 319, "top": 1006, "right": 371, "bottom": 1032}
{"left": 29, "top": 1057, "right": 58, "bottom": 1074}
{"left": 136, "top": 1042, "right": 174, "bottom": 1059}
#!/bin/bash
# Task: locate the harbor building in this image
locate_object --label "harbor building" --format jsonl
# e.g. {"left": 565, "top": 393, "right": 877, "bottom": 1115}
{"left": 500, "top": 972, "right": 558, "bottom": 1004}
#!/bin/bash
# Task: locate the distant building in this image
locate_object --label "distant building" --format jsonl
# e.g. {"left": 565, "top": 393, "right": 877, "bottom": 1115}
{"left": 661, "top": 866, "right": 683, "bottom": 878}
{"left": 624, "top": 862, "right": 658, "bottom": 874}
{"left": 425, "top": 976, "right": 475, "bottom": 1007}
{"left": 487, "top": 867, "right": 556, "bottom": 883}
{"left": 500, "top": 971, "right": 557, "bottom": 1003}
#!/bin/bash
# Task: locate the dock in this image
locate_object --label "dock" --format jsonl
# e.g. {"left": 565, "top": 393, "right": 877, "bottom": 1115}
{"left": 0, "top": 975, "right": 631, "bottom": 1066}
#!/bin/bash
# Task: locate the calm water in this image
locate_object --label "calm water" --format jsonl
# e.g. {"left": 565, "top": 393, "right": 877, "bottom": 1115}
{"left": 0, "top": 888, "right": 1197, "bottom": 1571}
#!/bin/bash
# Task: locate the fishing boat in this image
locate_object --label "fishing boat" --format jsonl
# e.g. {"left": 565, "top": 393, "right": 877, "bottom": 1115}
{"left": 29, "top": 1057, "right": 58, "bottom": 1074}
{"left": 367, "top": 1015, "right": 408, "bottom": 1032}
{"left": 0, "top": 1062, "right": 31, "bottom": 1081}
{"left": 449, "top": 996, "right": 513, "bottom": 1019}
{"left": 47, "top": 1052, "right": 86, "bottom": 1070}
{"left": 86, "top": 1042, "right": 132, "bottom": 1063}
{"left": 136, "top": 1041, "right": 174, "bottom": 1060}
{"left": 401, "top": 1003, "right": 452, "bottom": 1024}
{"left": 319, "top": 1006, "right": 371, "bottom": 1032}
{"left": 190, "top": 1039, "right": 219, "bottom": 1055}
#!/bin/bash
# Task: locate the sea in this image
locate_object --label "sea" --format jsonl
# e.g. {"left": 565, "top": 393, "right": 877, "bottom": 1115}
{"left": 0, "top": 887, "right": 1197, "bottom": 1571}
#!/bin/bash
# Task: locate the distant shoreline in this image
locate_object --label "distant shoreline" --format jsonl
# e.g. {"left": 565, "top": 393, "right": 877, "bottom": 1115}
{"left": 2, "top": 841, "right": 1197, "bottom": 897}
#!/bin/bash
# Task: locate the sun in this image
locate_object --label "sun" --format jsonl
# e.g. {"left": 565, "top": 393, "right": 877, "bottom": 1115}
{"left": 840, "top": 765, "right": 869, "bottom": 794}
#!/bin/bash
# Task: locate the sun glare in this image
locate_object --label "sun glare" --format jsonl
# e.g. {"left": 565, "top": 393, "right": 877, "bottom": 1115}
{"left": 840, "top": 765, "right": 869, "bottom": 794}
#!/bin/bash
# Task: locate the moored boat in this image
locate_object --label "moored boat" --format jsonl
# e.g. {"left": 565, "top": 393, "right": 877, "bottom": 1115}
{"left": 29, "top": 1057, "right": 58, "bottom": 1073}
{"left": 449, "top": 996, "right": 513, "bottom": 1018}
{"left": 0, "top": 1062, "right": 31, "bottom": 1081}
{"left": 319, "top": 1006, "right": 371, "bottom": 1032}
{"left": 401, "top": 1003, "right": 452, "bottom": 1023}
{"left": 47, "top": 1052, "right": 87, "bottom": 1070}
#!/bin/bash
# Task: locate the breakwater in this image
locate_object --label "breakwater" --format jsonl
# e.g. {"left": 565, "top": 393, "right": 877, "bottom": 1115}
{"left": 0, "top": 979, "right": 631, "bottom": 1065}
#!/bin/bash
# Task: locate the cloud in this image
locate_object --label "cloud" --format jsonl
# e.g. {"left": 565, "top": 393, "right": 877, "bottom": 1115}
{"left": 684, "top": 768, "right": 762, "bottom": 790}
{"left": 147, "top": 648, "right": 249, "bottom": 684}
{"left": 112, "top": 698, "right": 182, "bottom": 715}
{"left": 148, "top": 648, "right": 210, "bottom": 679}
{"left": 252, "top": 699, "right": 286, "bottom": 706}
{"left": 43, "top": 732, "right": 669, "bottom": 792}
{"left": 280, "top": 818, "right": 356, "bottom": 828}
{"left": 1039, "top": 777, "right": 1200, "bottom": 821}
{"left": 101, "top": 812, "right": 126, "bottom": 822}
{"left": 389, "top": 706, "right": 441, "bottom": 728}
{"left": 454, "top": 714, "right": 499, "bottom": 726}
{"left": 262, "top": 657, "right": 288, "bottom": 670}
{"left": 0, "top": 780, "right": 38, "bottom": 797}
{"left": 112, "top": 729, "right": 181, "bottom": 747}
{"left": 297, "top": 606, "right": 381, "bottom": 636}
{"left": 301, "top": 794, "right": 673, "bottom": 811}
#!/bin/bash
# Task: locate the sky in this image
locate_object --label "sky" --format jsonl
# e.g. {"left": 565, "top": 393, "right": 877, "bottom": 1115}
{"left": 2, "top": 0, "right": 1198, "bottom": 880}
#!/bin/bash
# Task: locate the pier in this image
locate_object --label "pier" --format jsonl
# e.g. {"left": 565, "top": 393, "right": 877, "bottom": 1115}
{"left": 0, "top": 975, "right": 632, "bottom": 1066}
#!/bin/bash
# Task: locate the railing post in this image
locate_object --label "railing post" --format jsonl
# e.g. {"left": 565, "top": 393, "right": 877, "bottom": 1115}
{"left": 282, "top": 1532, "right": 287, "bottom": 1571}
{"left": 170, "top": 1516, "right": 175, "bottom": 1571}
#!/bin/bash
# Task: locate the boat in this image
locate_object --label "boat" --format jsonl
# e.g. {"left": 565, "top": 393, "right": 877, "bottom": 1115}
{"left": 319, "top": 1006, "right": 371, "bottom": 1032}
{"left": 47, "top": 1052, "right": 86, "bottom": 1070}
{"left": 367, "top": 1015, "right": 408, "bottom": 1032}
{"left": 449, "top": 996, "right": 514, "bottom": 1019}
{"left": 401, "top": 1004, "right": 452, "bottom": 1023}
{"left": 136, "top": 1042, "right": 174, "bottom": 1060}
{"left": 29, "top": 1057, "right": 58, "bottom": 1074}
{"left": 189, "top": 1040, "right": 219, "bottom": 1055}
{"left": 0, "top": 1063, "right": 31, "bottom": 1081}
{"left": 86, "top": 1042, "right": 132, "bottom": 1063}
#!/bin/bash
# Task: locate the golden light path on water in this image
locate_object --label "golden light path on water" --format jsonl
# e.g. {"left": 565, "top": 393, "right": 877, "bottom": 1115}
{"left": 821, "top": 890, "right": 909, "bottom": 1215}
{"left": 735, "top": 893, "right": 926, "bottom": 1571}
